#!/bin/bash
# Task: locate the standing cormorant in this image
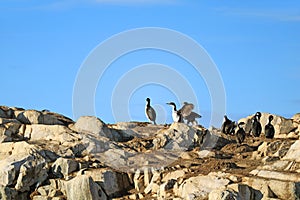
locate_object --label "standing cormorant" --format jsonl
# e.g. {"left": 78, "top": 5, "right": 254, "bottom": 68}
{"left": 145, "top": 98, "right": 156, "bottom": 125}
{"left": 185, "top": 112, "right": 202, "bottom": 125}
{"left": 265, "top": 115, "right": 275, "bottom": 139}
{"left": 179, "top": 102, "right": 201, "bottom": 125}
{"left": 221, "top": 115, "right": 236, "bottom": 135}
{"left": 166, "top": 102, "right": 183, "bottom": 123}
{"left": 236, "top": 122, "right": 246, "bottom": 145}
{"left": 251, "top": 113, "right": 262, "bottom": 137}
{"left": 179, "top": 102, "right": 194, "bottom": 118}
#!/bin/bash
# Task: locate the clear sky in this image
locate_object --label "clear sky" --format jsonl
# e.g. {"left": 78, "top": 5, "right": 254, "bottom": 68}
{"left": 1, "top": 0, "right": 300, "bottom": 127}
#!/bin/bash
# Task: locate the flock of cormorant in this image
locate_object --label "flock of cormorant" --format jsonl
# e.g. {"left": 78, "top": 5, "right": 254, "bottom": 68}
{"left": 145, "top": 98, "right": 201, "bottom": 126}
{"left": 221, "top": 112, "right": 275, "bottom": 145}
{"left": 145, "top": 98, "right": 275, "bottom": 145}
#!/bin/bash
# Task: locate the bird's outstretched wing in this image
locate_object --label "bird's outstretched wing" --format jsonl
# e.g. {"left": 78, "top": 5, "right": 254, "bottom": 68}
{"left": 179, "top": 102, "right": 194, "bottom": 117}
{"left": 184, "top": 111, "right": 201, "bottom": 120}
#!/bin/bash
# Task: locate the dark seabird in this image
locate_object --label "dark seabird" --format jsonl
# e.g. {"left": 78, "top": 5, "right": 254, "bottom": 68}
{"left": 251, "top": 113, "right": 262, "bottom": 137}
{"left": 166, "top": 102, "right": 183, "bottom": 123}
{"left": 236, "top": 122, "right": 246, "bottom": 145}
{"left": 265, "top": 115, "right": 275, "bottom": 139}
{"left": 179, "top": 102, "right": 201, "bottom": 125}
{"left": 185, "top": 111, "right": 202, "bottom": 125}
{"left": 179, "top": 102, "right": 194, "bottom": 118}
{"left": 221, "top": 115, "right": 236, "bottom": 135}
{"left": 145, "top": 98, "right": 156, "bottom": 125}
{"left": 255, "top": 112, "right": 262, "bottom": 120}
{"left": 250, "top": 111, "right": 262, "bottom": 122}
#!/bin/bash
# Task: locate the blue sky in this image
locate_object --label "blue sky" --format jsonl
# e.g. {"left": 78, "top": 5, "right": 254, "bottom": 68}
{"left": 1, "top": 0, "right": 300, "bottom": 127}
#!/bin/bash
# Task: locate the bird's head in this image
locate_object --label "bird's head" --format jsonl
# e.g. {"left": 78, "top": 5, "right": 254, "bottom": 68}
{"left": 166, "top": 102, "right": 176, "bottom": 107}
{"left": 269, "top": 115, "right": 274, "bottom": 122}
{"left": 238, "top": 121, "right": 245, "bottom": 128}
{"left": 255, "top": 112, "right": 262, "bottom": 119}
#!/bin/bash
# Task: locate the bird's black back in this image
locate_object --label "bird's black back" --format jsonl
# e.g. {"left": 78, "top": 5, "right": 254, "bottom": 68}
{"left": 251, "top": 118, "right": 262, "bottom": 137}
{"left": 236, "top": 128, "right": 245, "bottom": 144}
{"left": 265, "top": 123, "right": 275, "bottom": 139}
{"left": 221, "top": 118, "right": 236, "bottom": 135}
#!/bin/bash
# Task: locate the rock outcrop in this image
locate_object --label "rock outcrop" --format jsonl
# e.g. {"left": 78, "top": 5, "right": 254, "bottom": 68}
{"left": 239, "top": 112, "right": 298, "bottom": 138}
{"left": 1, "top": 105, "right": 300, "bottom": 199}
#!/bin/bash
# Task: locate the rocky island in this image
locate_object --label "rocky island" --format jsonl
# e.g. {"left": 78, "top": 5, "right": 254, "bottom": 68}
{"left": 1, "top": 105, "right": 300, "bottom": 200}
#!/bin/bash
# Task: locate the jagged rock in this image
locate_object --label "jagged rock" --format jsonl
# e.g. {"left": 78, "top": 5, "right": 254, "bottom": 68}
{"left": 32, "top": 196, "right": 51, "bottom": 200}
{"left": 0, "top": 186, "right": 18, "bottom": 200}
{"left": 128, "top": 193, "right": 138, "bottom": 199}
{"left": 143, "top": 168, "right": 163, "bottom": 194}
{"left": 0, "top": 125, "right": 10, "bottom": 143}
{"left": 41, "top": 110, "right": 73, "bottom": 125}
{"left": 100, "top": 169, "right": 131, "bottom": 197}
{"left": 161, "top": 169, "right": 186, "bottom": 183}
{"left": 158, "top": 179, "right": 176, "bottom": 199}
{"left": 72, "top": 116, "right": 132, "bottom": 142}
{"left": 144, "top": 182, "right": 160, "bottom": 195}
{"left": 250, "top": 169, "right": 300, "bottom": 182}
{"left": 283, "top": 140, "right": 300, "bottom": 162}
{"left": 52, "top": 158, "right": 79, "bottom": 178}
{"left": 16, "top": 110, "right": 72, "bottom": 125}
{"left": 37, "top": 185, "right": 49, "bottom": 196}
{"left": 174, "top": 174, "right": 230, "bottom": 199}
{"left": 14, "top": 153, "right": 48, "bottom": 192}
{"left": 0, "top": 118, "right": 21, "bottom": 125}
{"left": 239, "top": 113, "right": 296, "bottom": 138}
{"left": 133, "top": 169, "right": 144, "bottom": 192}
{"left": 35, "top": 183, "right": 64, "bottom": 198}
{"left": 198, "top": 150, "right": 216, "bottom": 158}
{"left": 0, "top": 106, "right": 14, "bottom": 119}
{"left": 93, "top": 147, "right": 134, "bottom": 170}
{"left": 0, "top": 121, "right": 23, "bottom": 143}
{"left": 235, "top": 184, "right": 256, "bottom": 200}
{"left": 143, "top": 167, "right": 152, "bottom": 187}
{"left": 83, "top": 168, "right": 132, "bottom": 198}
{"left": 3, "top": 106, "right": 300, "bottom": 199}
{"left": 243, "top": 177, "right": 300, "bottom": 200}
{"left": 24, "top": 124, "right": 80, "bottom": 143}
{"left": 16, "top": 110, "right": 43, "bottom": 124}
{"left": 0, "top": 142, "right": 40, "bottom": 186}
{"left": 292, "top": 113, "right": 300, "bottom": 123}
{"left": 208, "top": 189, "right": 238, "bottom": 200}
{"left": 64, "top": 175, "right": 107, "bottom": 200}
{"left": 0, "top": 161, "right": 20, "bottom": 186}
{"left": 150, "top": 168, "right": 162, "bottom": 184}
{"left": 256, "top": 160, "right": 296, "bottom": 171}
{"left": 153, "top": 123, "right": 195, "bottom": 150}
{"left": 252, "top": 140, "right": 293, "bottom": 160}
{"left": 202, "top": 128, "right": 231, "bottom": 150}
{"left": 78, "top": 132, "right": 138, "bottom": 170}
{"left": 110, "top": 122, "right": 164, "bottom": 139}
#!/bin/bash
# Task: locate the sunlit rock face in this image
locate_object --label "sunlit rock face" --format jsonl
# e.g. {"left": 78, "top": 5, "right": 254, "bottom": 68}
{"left": 1, "top": 105, "right": 300, "bottom": 200}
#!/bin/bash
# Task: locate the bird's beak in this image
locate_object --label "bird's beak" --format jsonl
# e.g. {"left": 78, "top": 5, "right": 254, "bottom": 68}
{"left": 166, "top": 102, "right": 170, "bottom": 105}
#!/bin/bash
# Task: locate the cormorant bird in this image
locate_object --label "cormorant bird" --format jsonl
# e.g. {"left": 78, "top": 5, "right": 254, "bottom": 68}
{"left": 221, "top": 115, "right": 236, "bottom": 135}
{"left": 179, "top": 102, "right": 194, "bottom": 118}
{"left": 236, "top": 122, "right": 246, "bottom": 145}
{"left": 179, "top": 102, "right": 201, "bottom": 125}
{"left": 251, "top": 113, "right": 262, "bottom": 137}
{"left": 145, "top": 98, "right": 156, "bottom": 125}
{"left": 265, "top": 115, "right": 275, "bottom": 139}
{"left": 185, "top": 111, "right": 202, "bottom": 125}
{"left": 255, "top": 112, "right": 262, "bottom": 120}
{"left": 166, "top": 102, "right": 183, "bottom": 123}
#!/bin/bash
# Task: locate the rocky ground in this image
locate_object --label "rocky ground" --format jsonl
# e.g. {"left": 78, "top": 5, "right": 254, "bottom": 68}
{"left": 1, "top": 106, "right": 300, "bottom": 200}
